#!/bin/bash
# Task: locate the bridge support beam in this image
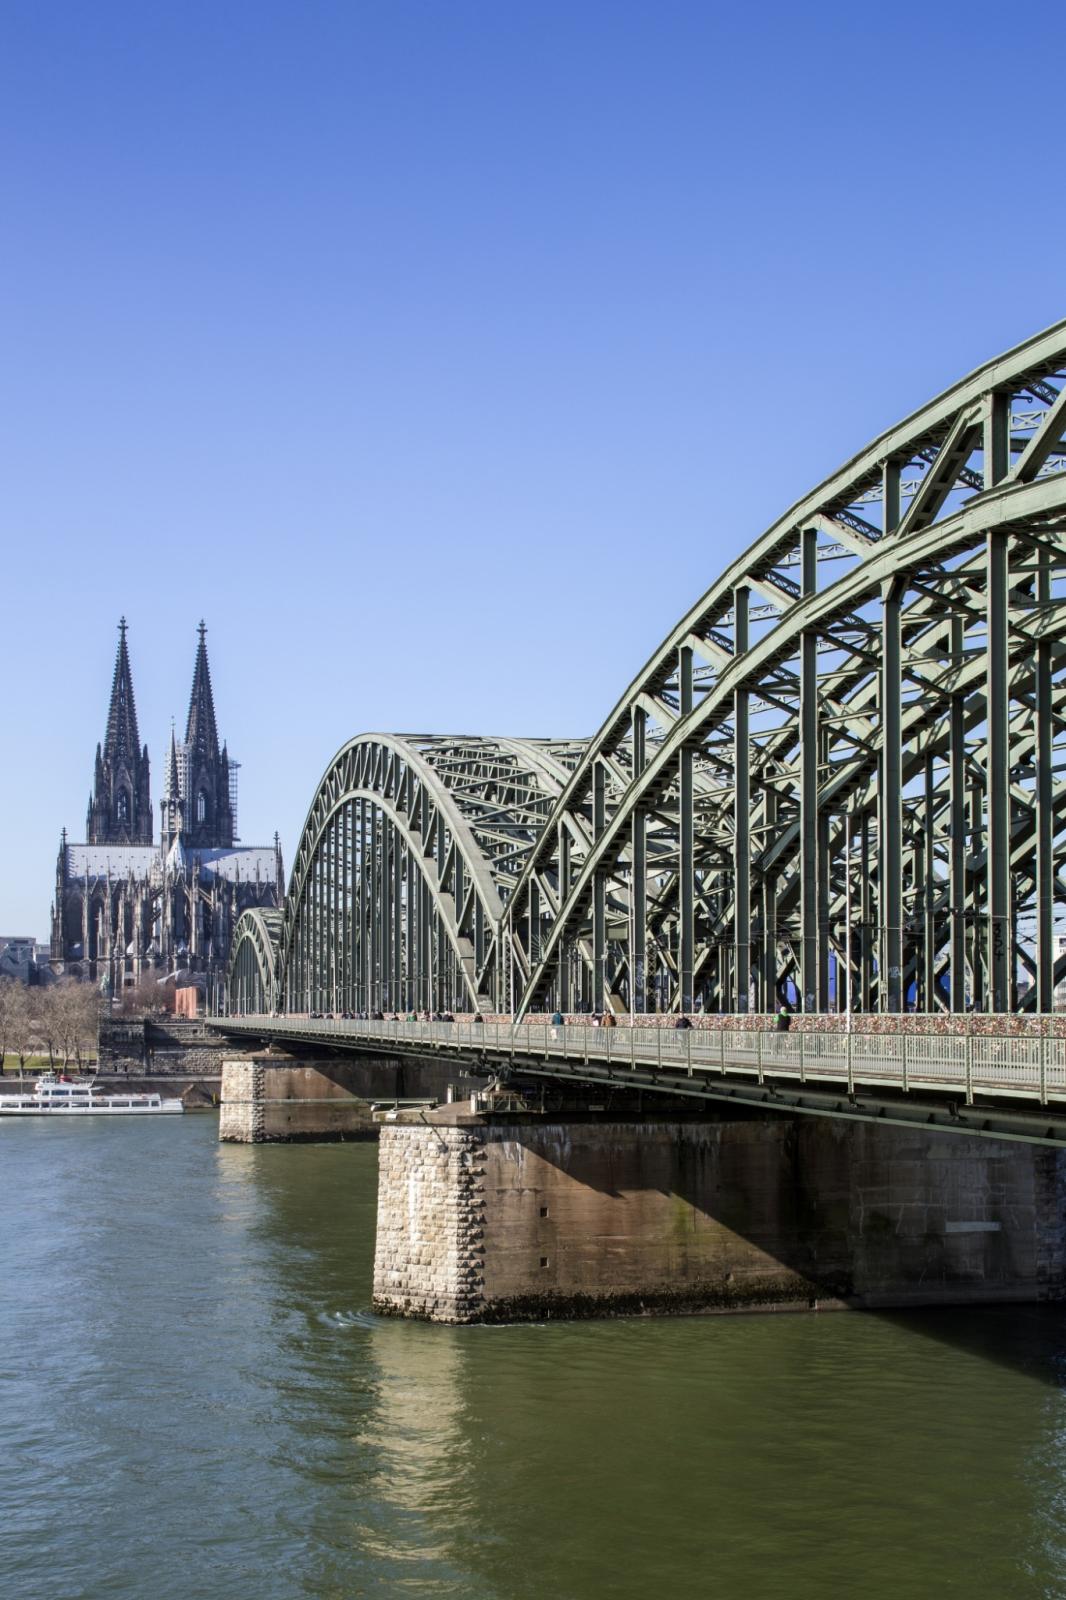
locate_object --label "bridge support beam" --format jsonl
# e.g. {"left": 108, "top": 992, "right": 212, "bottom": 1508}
{"left": 372, "top": 1108, "right": 1066, "bottom": 1323}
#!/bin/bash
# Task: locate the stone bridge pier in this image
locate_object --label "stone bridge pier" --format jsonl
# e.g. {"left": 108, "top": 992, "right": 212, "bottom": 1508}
{"left": 218, "top": 1053, "right": 484, "bottom": 1143}
{"left": 371, "top": 1107, "right": 1066, "bottom": 1323}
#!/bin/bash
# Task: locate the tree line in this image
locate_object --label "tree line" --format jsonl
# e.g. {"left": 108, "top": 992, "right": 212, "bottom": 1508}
{"left": 0, "top": 980, "right": 101, "bottom": 1072}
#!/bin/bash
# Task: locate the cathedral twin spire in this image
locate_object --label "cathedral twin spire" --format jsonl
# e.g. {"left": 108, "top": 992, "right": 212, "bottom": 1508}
{"left": 171, "top": 620, "right": 234, "bottom": 851}
{"left": 88, "top": 621, "right": 234, "bottom": 851}
{"left": 87, "top": 618, "right": 152, "bottom": 845}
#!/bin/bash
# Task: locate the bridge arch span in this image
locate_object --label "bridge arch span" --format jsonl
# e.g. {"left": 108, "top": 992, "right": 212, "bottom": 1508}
{"left": 274, "top": 734, "right": 584, "bottom": 1014}
{"left": 226, "top": 907, "right": 283, "bottom": 1016}
{"left": 507, "top": 321, "right": 1066, "bottom": 1017}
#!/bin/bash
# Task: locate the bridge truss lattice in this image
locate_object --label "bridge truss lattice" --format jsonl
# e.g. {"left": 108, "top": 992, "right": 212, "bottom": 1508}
{"left": 227, "top": 322, "right": 1066, "bottom": 1018}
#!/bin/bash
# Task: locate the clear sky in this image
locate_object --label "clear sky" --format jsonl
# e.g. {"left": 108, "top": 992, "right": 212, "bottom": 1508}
{"left": 2, "top": 0, "right": 1063, "bottom": 936}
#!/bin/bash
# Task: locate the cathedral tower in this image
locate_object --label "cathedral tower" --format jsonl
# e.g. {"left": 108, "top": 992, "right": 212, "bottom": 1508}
{"left": 180, "top": 622, "right": 234, "bottom": 850}
{"left": 86, "top": 618, "right": 152, "bottom": 845}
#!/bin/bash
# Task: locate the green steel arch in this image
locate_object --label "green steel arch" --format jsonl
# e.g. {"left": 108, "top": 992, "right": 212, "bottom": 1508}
{"left": 226, "top": 907, "right": 283, "bottom": 1015}
{"left": 507, "top": 320, "right": 1066, "bottom": 1017}
{"left": 275, "top": 735, "right": 584, "bottom": 1014}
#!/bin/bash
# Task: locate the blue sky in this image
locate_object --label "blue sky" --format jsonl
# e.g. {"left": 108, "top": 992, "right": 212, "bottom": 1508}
{"left": 2, "top": 0, "right": 1062, "bottom": 935}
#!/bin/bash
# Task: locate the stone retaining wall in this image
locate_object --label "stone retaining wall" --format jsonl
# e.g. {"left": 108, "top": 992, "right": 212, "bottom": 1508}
{"left": 99, "top": 1018, "right": 232, "bottom": 1075}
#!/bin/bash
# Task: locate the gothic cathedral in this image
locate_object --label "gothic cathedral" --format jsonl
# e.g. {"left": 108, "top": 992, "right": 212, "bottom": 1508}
{"left": 51, "top": 621, "right": 284, "bottom": 999}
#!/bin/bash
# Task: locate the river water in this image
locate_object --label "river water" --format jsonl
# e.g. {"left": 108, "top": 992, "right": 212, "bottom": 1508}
{"left": 3, "top": 1115, "right": 1066, "bottom": 1599}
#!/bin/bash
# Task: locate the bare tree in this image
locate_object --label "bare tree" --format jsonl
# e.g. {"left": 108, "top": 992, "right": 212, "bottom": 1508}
{"left": 7, "top": 985, "right": 39, "bottom": 1074}
{"left": 52, "top": 982, "right": 101, "bottom": 1069}
{"left": 0, "top": 978, "right": 17, "bottom": 1071}
{"left": 75, "top": 984, "right": 101, "bottom": 1069}
{"left": 116, "top": 973, "right": 164, "bottom": 1018}
{"left": 34, "top": 988, "right": 62, "bottom": 1068}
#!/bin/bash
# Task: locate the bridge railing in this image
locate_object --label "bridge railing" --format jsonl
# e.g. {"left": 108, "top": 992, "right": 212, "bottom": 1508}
{"left": 213, "top": 1016, "right": 1066, "bottom": 1108}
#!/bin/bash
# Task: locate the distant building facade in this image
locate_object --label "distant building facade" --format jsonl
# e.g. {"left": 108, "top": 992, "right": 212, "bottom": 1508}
{"left": 0, "top": 936, "right": 51, "bottom": 984}
{"left": 51, "top": 620, "right": 284, "bottom": 997}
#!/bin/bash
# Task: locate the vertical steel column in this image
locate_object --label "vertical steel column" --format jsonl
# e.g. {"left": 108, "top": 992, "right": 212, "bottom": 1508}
{"left": 557, "top": 824, "right": 571, "bottom": 1012}
{"left": 880, "top": 576, "right": 903, "bottom": 1012}
{"left": 760, "top": 786, "right": 778, "bottom": 1009}
{"left": 987, "top": 529, "right": 1011, "bottom": 1011}
{"left": 799, "top": 529, "right": 819, "bottom": 1011}
{"left": 631, "top": 706, "right": 647, "bottom": 1014}
{"left": 1036, "top": 552, "right": 1054, "bottom": 1012}
{"left": 342, "top": 801, "right": 351, "bottom": 1009}
{"left": 949, "top": 617, "right": 967, "bottom": 1011}
{"left": 394, "top": 839, "right": 404, "bottom": 1012}
{"left": 421, "top": 873, "right": 432, "bottom": 1012}
{"left": 330, "top": 814, "right": 339, "bottom": 1008}
{"left": 370, "top": 809, "right": 381, "bottom": 1012}
{"left": 315, "top": 849, "right": 323, "bottom": 1011}
{"left": 984, "top": 390, "right": 1012, "bottom": 1012}
{"left": 435, "top": 814, "right": 447, "bottom": 1011}
{"left": 860, "top": 816, "right": 873, "bottom": 1012}
{"left": 678, "top": 644, "right": 694, "bottom": 1012}
{"left": 817, "top": 734, "right": 830, "bottom": 1012}
{"left": 984, "top": 390, "right": 1010, "bottom": 488}
{"left": 357, "top": 799, "right": 367, "bottom": 1011}
{"left": 382, "top": 823, "right": 394, "bottom": 1009}
{"left": 309, "top": 852, "right": 318, "bottom": 1010}
{"left": 923, "top": 754, "right": 936, "bottom": 1011}
{"left": 733, "top": 586, "right": 750, "bottom": 1011}
{"left": 970, "top": 779, "right": 986, "bottom": 1009}
{"left": 592, "top": 762, "right": 606, "bottom": 1012}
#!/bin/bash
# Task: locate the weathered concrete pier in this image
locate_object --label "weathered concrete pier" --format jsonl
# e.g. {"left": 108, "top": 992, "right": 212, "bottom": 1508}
{"left": 218, "top": 1051, "right": 484, "bottom": 1143}
{"left": 370, "top": 1106, "right": 1066, "bottom": 1323}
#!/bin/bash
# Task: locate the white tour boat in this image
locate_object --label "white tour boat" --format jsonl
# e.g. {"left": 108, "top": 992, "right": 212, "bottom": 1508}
{"left": 0, "top": 1074, "right": 184, "bottom": 1116}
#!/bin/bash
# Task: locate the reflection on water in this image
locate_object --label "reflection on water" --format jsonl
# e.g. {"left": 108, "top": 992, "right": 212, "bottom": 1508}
{"left": 3, "top": 1117, "right": 1066, "bottom": 1599}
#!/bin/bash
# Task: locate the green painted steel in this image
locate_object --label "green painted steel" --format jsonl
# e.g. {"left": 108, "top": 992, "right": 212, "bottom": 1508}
{"left": 226, "top": 322, "right": 1066, "bottom": 1020}
{"left": 508, "top": 323, "right": 1066, "bottom": 1018}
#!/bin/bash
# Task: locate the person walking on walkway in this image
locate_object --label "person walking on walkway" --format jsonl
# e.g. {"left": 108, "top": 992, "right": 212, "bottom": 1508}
{"left": 775, "top": 1004, "right": 792, "bottom": 1033}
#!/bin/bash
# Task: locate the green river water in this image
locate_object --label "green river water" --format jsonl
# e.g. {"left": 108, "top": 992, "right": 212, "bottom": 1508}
{"left": 3, "top": 1114, "right": 1066, "bottom": 1599}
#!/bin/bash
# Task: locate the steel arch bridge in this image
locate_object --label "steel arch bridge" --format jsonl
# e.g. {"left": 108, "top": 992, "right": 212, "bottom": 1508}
{"left": 227, "top": 735, "right": 587, "bottom": 1015}
{"left": 226, "top": 322, "right": 1066, "bottom": 1021}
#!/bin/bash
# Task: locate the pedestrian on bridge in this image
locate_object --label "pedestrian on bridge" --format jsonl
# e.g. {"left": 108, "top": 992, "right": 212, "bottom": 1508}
{"left": 776, "top": 1004, "right": 792, "bottom": 1033}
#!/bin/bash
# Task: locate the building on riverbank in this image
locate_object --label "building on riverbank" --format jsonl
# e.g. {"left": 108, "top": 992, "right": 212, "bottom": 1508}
{"left": 49, "top": 620, "right": 284, "bottom": 1000}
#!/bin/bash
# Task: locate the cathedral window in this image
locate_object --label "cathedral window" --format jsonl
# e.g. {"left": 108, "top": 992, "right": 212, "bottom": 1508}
{"left": 117, "top": 791, "right": 130, "bottom": 824}
{"left": 197, "top": 791, "right": 208, "bottom": 824}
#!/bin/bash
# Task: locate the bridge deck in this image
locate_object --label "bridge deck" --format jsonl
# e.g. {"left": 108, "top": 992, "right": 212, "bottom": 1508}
{"left": 210, "top": 1017, "right": 1066, "bottom": 1144}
